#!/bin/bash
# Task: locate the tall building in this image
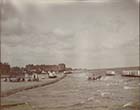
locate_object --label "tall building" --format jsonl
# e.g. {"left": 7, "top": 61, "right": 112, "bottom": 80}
{"left": 58, "top": 63, "right": 66, "bottom": 72}
{"left": 0, "top": 62, "right": 10, "bottom": 74}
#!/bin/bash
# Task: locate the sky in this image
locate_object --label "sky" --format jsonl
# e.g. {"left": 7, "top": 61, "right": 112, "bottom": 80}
{"left": 1, "top": 0, "right": 139, "bottom": 69}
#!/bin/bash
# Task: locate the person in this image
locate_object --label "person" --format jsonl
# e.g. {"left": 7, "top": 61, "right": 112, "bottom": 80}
{"left": 4, "top": 78, "right": 7, "bottom": 82}
{"left": 33, "top": 75, "right": 36, "bottom": 80}
{"left": 22, "top": 78, "right": 25, "bottom": 82}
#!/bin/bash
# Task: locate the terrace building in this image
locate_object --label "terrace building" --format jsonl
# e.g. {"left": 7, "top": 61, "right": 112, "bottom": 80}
{"left": 58, "top": 63, "right": 66, "bottom": 72}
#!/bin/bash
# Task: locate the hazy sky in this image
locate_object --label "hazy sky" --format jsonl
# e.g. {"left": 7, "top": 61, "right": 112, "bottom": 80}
{"left": 1, "top": 0, "right": 139, "bottom": 69}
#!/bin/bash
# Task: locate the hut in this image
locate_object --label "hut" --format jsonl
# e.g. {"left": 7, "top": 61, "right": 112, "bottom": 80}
{"left": 122, "top": 70, "right": 140, "bottom": 77}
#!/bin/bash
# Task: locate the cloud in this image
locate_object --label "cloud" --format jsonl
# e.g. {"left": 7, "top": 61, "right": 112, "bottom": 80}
{"left": 1, "top": 0, "right": 139, "bottom": 68}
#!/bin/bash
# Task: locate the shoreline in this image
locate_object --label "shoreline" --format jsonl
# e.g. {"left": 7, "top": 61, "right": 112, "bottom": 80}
{"left": 1, "top": 74, "right": 67, "bottom": 97}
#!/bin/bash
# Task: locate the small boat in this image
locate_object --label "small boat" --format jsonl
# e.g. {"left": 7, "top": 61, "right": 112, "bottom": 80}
{"left": 88, "top": 74, "right": 102, "bottom": 80}
{"left": 64, "top": 71, "right": 72, "bottom": 74}
{"left": 48, "top": 71, "right": 57, "bottom": 78}
{"left": 106, "top": 71, "right": 116, "bottom": 76}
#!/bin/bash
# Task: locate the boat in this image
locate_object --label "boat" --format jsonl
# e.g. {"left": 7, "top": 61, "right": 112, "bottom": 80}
{"left": 88, "top": 73, "right": 102, "bottom": 80}
{"left": 64, "top": 71, "right": 72, "bottom": 74}
{"left": 48, "top": 71, "right": 57, "bottom": 78}
{"left": 106, "top": 71, "right": 116, "bottom": 76}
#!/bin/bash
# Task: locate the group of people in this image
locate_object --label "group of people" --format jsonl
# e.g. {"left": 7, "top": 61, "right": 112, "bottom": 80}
{"left": 3, "top": 71, "right": 58, "bottom": 82}
{"left": 88, "top": 73, "right": 102, "bottom": 80}
{"left": 3, "top": 75, "right": 39, "bottom": 82}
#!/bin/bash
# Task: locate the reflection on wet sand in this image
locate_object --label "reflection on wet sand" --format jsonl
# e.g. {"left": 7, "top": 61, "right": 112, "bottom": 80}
{"left": 2, "top": 70, "right": 140, "bottom": 110}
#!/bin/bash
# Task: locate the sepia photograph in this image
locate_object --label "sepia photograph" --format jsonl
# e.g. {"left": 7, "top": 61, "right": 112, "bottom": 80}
{"left": 0, "top": 0, "right": 140, "bottom": 110}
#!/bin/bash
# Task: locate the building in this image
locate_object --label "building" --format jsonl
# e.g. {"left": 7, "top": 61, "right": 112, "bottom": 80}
{"left": 0, "top": 62, "right": 10, "bottom": 74}
{"left": 25, "top": 64, "right": 66, "bottom": 73}
{"left": 45, "top": 65, "right": 59, "bottom": 72}
{"left": 122, "top": 70, "right": 140, "bottom": 77}
{"left": 58, "top": 63, "right": 66, "bottom": 72}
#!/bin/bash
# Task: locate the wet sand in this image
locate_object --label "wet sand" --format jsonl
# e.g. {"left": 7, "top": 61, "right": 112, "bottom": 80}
{"left": 1, "top": 73, "right": 65, "bottom": 97}
{"left": 2, "top": 71, "right": 140, "bottom": 110}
